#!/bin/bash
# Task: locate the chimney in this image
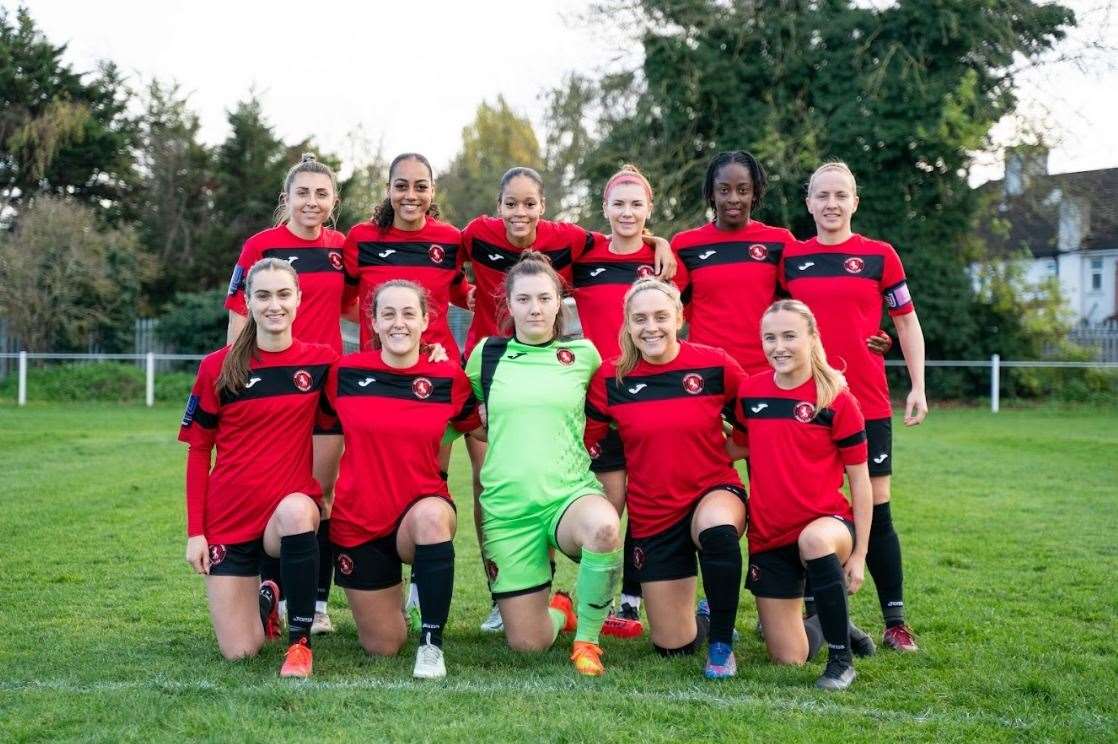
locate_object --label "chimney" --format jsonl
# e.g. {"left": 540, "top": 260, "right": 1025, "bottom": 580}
{"left": 1004, "top": 145, "right": 1049, "bottom": 197}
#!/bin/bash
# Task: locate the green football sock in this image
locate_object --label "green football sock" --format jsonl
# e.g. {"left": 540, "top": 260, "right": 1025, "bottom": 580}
{"left": 575, "top": 547, "right": 622, "bottom": 644}
{"left": 547, "top": 607, "right": 567, "bottom": 644}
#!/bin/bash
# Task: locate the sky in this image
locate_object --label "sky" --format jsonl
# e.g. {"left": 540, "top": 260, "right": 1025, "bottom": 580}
{"left": 12, "top": 0, "right": 1118, "bottom": 183}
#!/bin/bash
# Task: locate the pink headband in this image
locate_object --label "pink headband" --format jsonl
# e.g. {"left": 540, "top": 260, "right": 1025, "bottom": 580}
{"left": 603, "top": 171, "right": 653, "bottom": 202}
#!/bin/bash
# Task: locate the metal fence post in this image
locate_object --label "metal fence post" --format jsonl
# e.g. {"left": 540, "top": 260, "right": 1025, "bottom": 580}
{"left": 18, "top": 350, "right": 27, "bottom": 406}
{"left": 146, "top": 352, "right": 155, "bottom": 407}
{"left": 990, "top": 354, "right": 1000, "bottom": 413}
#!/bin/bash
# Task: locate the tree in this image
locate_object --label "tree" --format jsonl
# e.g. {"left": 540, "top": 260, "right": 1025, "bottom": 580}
{"left": 134, "top": 81, "right": 213, "bottom": 308}
{"left": 0, "top": 7, "right": 137, "bottom": 219}
{"left": 547, "top": 0, "right": 1075, "bottom": 370}
{"left": 0, "top": 196, "right": 148, "bottom": 351}
{"left": 439, "top": 97, "right": 545, "bottom": 225}
{"left": 201, "top": 95, "right": 290, "bottom": 289}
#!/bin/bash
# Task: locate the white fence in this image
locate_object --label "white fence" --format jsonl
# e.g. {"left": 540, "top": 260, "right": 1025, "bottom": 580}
{"left": 4, "top": 351, "right": 1116, "bottom": 412}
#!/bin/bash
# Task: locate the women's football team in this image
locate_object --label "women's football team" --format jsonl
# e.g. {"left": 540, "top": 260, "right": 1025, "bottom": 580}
{"left": 180, "top": 148, "right": 927, "bottom": 689}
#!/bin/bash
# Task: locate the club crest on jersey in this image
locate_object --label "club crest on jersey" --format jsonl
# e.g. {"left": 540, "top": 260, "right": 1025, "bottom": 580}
{"left": 749, "top": 564, "right": 761, "bottom": 583}
{"left": 556, "top": 348, "right": 575, "bottom": 366}
{"left": 748, "top": 243, "right": 768, "bottom": 261}
{"left": 412, "top": 377, "right": 433, "bottom": 399}
{"left": 328, "top": 251, "right": 343, "bottom": 271}
{"left": 588, "top": 443, "right": 602, "bottom": 460}
{"left": 843, "top": 257, "right": 865, "bottom": 274}
{"left": 793, "top": 401, "right": 816, "bottom": 423}
{"left": 336, "top": 554, "right": 354, "bottom": 576}
{"left": 428, "top": 244, "right": 445, "bottom": 264}
{"left": 209, "top": 544, "right": 227, "bottom": 567}
{"left": 682, "top": 373, "right": 704, "bottom": 395}
{"left": 485, "top": 559, "right": 499, "bottom": 582}
{"left": 636, "top": 264, "right": 655, "bottom": 279}
{"left": 632, "top": 546, "right": 646, "bottom": 570}
{"left": 293, "top": 369, "right": 313, "bottom": 392}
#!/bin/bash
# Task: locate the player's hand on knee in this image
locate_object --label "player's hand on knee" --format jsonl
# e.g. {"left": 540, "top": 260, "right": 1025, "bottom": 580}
{"left": 186, "top": 535, "right": 210, "bottom": 575}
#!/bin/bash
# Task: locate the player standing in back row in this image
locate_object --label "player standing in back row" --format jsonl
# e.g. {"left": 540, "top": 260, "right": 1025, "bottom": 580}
{"left": 783, "top": 161, "right": 927, "bottom": 651}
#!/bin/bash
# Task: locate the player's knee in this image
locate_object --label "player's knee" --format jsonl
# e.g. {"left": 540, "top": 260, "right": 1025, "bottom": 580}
{"left": 219, "top": 639, "right": 262, "bottom": 661}
{"left": 767, "top": 642, "right": 808, "bottom": 666}
{"left": 412, "top": 502, "right": 453, "bottom": 543}
{"left": 797, "top": 528, "right": 830, "bottom": 558}
{"left": 587, "top": 516, "right": 620, "bottom": 552}
{"left": 274, "top": 494, "right": 317, "bottom": 535}
{"left": 360, "top": 633, "right": 405, "bottom": 657}
{"left": 508, "top": 634, "right": 551, "bottom": 653}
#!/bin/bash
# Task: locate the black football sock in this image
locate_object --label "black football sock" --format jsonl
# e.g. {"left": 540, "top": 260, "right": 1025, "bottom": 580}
{"left": 806, "top": 554, "right": 852, "bottom": 665}
{"left": 697, "top": 525, "right": 742, "bottom": 646}
{"left": 316, "top": 518, "right": 333, "bottom": 611}
{"left": 804, "top": 614, "right": 825, "bottom": 661}
{"left": 280, "top": 531, "right": 319, "bottom": 646}
{"left": 413, "top": 541, "right": 455, "bottom": 648}
{"left": 260, "top": 553, "right": 282, "bottom": 597}
{"left": 803, "top": 574, "right": 817, "bottom": 618}
{"left": 866, "top": 502, "right": 906, "bottom": 628}
{"left": 621, "top": 526, "right": 642, "bottom": 599}
{"left": 259, "top": 580, "right": 278, "bottom": 626}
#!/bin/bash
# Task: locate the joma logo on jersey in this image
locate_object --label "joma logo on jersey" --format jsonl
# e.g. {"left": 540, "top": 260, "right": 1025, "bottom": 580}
{"left": 293, "top": 369, "right": 313, "bottom": 392}
{"left": 556, "top": 348, "right": 575, "bottom": 366}
{"left": 748, "top": 243, "right": 768, "bottom": 260}
{"left": 793, "top": 401, "right": 816, "bottom": 423}
{"left": 328, "top": 251, "right": 343, "bottom": 271}
{"left": 682, "top": 373, "right": 704, "bottom": 395}
{"left": 698, "top": 250, "right": 716, "bottom": 260}
{"left": 636, "top": 265, "right": 655, "bottom": 279}
{"left": 378, "top": 249, "right": 396, "bottom": 258}
{"left": 428, "top": 245, "right": 445, "bottom": 264}
{"left": 627, "top": 383, "right": 648, "bottom": 395}
{"left": 843, "top": 257, "right": 865, "bottom": 274}
{"left": 589, "top": 268, "right": 606, "bottom": 277}
{"left": 412, "top": 377, "right": 433, "bottom": 399}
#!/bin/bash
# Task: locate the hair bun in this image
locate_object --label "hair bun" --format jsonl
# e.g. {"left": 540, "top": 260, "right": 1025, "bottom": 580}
{"left": 300, "top": 153, "right": 317, "bottom": 163}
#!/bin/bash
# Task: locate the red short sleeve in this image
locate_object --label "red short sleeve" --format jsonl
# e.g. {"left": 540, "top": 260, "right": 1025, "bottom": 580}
{"left": 450, "top": 369, "right": 482, "bottom": 433}
{"left": 583, "top": 366, "right": 613, "bottom": 454}
{"left": 881, "top": 245, "right": 914, "bottom": 317}
{"left": 342, "top": 230, "right": 361, "bottom": 308}
{"left": 831, "top": 389, "right": 868, "bottom": 465}
{"left": 316, "top": 363, "right": 342, "bottom": 434}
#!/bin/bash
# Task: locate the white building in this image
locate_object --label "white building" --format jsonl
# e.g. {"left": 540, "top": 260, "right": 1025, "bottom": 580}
{"left": 982, "top": 149, "right": 1118, "bottom": 327}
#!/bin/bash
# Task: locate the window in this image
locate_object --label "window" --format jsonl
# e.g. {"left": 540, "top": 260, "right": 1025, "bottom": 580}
{"left": 1090, "top": 258, "right": 1103, "bottom": 292}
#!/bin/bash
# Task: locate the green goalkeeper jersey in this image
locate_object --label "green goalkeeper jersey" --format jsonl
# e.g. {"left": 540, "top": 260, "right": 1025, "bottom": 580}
{"left": 466, "top": 336, "right": 603, "bottom": 521}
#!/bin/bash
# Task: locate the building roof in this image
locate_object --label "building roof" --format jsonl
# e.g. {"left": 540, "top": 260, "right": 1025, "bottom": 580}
{"left": 978, "top": 166, "right": 1118, "bottom": 258}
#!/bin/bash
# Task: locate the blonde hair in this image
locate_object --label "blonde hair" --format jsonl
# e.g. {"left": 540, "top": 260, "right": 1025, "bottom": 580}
{"left": 217, "top": 258, "right": 300, "bottom": 396}
{"left": 273, "top": 153, "right": 340, "bottom": 227}
{"left": 616, "top": 279, "right": 683, "bottom": 383}
{"left": 763, "top": 299, "right": 846, "bottom": 412}
{"left": 807, "top": 160, "right": 858, "bottom": 198}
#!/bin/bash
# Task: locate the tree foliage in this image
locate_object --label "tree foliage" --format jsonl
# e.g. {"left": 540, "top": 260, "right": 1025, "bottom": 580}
{"left": 439, "top": 97, "right": 546, "bottom": 225}
{"left": 0, "top": 7, "right": 137, "bottom": 219}
{"left": 0, "top": 196, "right": 149, "bottom": 351}
{"left": 546, "top": 0, "right": 1076, "bottom": 370}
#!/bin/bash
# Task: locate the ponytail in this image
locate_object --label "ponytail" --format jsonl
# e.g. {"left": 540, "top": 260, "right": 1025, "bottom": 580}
{"left": 217, "top": 258, "right": 300, "bottom": 396}
{"left": 615, "top": 279, "right": 683, "bottom": 383}
{"left": 763, "top": 299, "right": 846, "bottom": 412}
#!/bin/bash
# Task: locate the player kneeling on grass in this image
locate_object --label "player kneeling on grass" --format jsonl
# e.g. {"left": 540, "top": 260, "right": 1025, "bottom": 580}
{"left": 727, "top": 300, "right": 872, "bottom": 690}
{"left": 465, "top": 251, "right": 623, "bottom": 677}
{"left": 585, "top": 279, "right": 747, "bottom": 679}
{"left": 321, "top": 280, "right": 483, "bottom": 679}
{"left": 180, "top": 257, "right": 337, "bottom": 679}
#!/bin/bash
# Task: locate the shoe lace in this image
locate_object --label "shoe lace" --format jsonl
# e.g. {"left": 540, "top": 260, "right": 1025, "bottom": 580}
{"left": 418, "top": 644, "right": 442, "bottom": 665}
{"left": 285, "top": 640, "right": 310, "bottom": 663}
{"left": 823, "top": 655, "right": 850, "bottom": 679}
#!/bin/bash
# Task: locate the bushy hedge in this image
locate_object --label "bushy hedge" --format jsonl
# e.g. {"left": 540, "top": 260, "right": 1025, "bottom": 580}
{"left": 0, "top": 363, "right": 194, "bottom": 403}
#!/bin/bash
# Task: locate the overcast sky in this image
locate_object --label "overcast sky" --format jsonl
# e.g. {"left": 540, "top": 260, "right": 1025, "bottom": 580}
{"left": 13, "top": 0, "right": 1118, "bottom": 183}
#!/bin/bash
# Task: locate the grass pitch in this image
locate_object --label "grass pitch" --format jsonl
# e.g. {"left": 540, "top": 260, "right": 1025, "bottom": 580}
{"left": 0, "top": 403, "right": 1115, "bottom": 742}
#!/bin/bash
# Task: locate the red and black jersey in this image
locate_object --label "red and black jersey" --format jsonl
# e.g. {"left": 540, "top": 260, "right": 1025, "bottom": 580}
{"left": 322, "top": 352, "right": 481, "bottom": 547}
{"left": 459, "top": 216, "right": 593, "bottom": 356}
{"left": 573, "top": 234, "right": 684, "bottom": 361}
{"left": 585, "top": 342, "right": 745, "bottom": 538}
{"left": 342, "top": 218, "right": 471, "bottom": 361}
{"left": 225, "top": 226, "right": 348, "bottom": 353}
{"left": 670, "top": 220, "right": 795, "bottom": 374}
{"left": 178, "top": 340, "right": 337, "bottom": 544}
{"left": 782, "top": 234, "right": 914, "bottom": 419}
{"left": 733, "top": 374, "right": 867, "bottom": 553}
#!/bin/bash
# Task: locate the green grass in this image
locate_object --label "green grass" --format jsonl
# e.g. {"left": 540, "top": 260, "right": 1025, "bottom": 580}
{"left": 0, "top": 403, "right": 1115, "bottom": 742}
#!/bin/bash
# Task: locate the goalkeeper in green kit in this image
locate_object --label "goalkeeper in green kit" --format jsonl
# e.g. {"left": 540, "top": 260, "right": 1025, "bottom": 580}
{"left": 466, "top": 250, "right": 622, "bottom": 676}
